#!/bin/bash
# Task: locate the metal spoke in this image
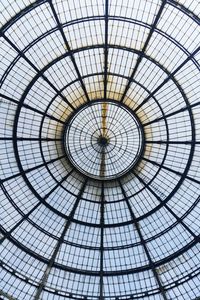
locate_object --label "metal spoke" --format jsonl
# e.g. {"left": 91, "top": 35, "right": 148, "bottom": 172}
{"left": 143, "top": 100, "right": 200, "bottom": 127}
{"left": 120, "top": 0, "right": 167, "bottom": 103}
{"left": 1, "top": 33, "right": 75, "bottom": 110}
{"left": 141, "top": 156, "right": 200, "bottom": 186}
{"left": 132, "top": 171, "right": 197, "bottom": 239}
{"left": 104, "top": 0, "right": 109, "bottom": 101}
{"left": 145, "top": 140, "right": 200, "bottom": 145}
{"left": 0, "top": 93, "right": 66, "bottom": 125}
{"left": 134, "top": 46, "right": 200, "bottom": 113}
{"left": 34, "top": 178, "right": 88, "bottom": 300}
{"left": 1, "top": 155, "right": 65, "bottom": 183}
{"left": 0, "top": 137, "right": 62, "bottom": 141}
{"left": 49, "top": 0, "right": 90, "bottom": 103}
{"left": 99, "top": 181, "right": 105, "bottom": 300}
{"left": 118, "top": 179, "right": 168, "bottom": 300}
{"left": 0, "top": 169, "right": 73, "bottom": 244}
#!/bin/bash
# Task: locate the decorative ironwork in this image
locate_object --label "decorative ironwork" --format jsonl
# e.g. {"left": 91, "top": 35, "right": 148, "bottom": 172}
{"left": 0, "top": 0, "right": 200, "bottom": 299}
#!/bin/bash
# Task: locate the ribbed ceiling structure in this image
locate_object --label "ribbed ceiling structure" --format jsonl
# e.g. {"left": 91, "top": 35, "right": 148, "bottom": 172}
{"left": 0, "top": 0, "right": 200, "bottom": 299}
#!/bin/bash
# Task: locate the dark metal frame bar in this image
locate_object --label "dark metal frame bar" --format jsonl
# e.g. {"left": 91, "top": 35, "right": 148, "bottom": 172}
{"left": 100, "top": 181, "right": 105, "bottom": 300}
{"left": 1, "top": 33, "right": 75, "bottom": 110}
{"left": 34, "top": 178, "right": 88, "bottom": 299}
{"left": 134, "top": 45, "right": 200, "bottom": 114}
{"left": 118, "top": 179, "right": 168, "bottom": 300}
{"left": 0, "top": 169, "right": 74, "bottom": 245}
{"left": 104, "top": 0, "right": 109, "bottom": 101}
{"left": 48, "top": 0, "right": 90, "bottom": 102}
{"left": 120, "top": 0, "right": 168, "bottom": 103}
{"left": 1, "top": 0, "right": 200, "bottom": 299}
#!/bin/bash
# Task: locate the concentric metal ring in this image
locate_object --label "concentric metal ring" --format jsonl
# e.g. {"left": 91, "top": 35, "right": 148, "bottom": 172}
{"left": 0, "top": 1, "right": 200, "bottom": 300}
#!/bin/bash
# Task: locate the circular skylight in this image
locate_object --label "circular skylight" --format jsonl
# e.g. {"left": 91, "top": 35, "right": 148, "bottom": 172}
{"left": 0, "top": 0, "right": 200, "bottom": 300}
{"left": 64, "top": 100, "right": 144, "bottom": 180}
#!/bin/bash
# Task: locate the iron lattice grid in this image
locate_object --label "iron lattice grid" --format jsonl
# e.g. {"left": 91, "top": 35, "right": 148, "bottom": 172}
{"left": 0, "top": 0, "right": 200, "bottom": 299}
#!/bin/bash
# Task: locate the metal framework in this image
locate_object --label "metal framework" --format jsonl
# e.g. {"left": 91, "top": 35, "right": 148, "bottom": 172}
{"left": 0, "top": 0, "right": 200, "bottom": 299}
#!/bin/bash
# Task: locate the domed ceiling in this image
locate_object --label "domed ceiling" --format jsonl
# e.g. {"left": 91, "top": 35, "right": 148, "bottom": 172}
{"left": 0, "top": 0, "right": 200, "bottom": 299}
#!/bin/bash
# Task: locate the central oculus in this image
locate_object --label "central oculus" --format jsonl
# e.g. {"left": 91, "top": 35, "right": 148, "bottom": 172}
{"left": 64, "top": 100, "right": 144, "bottom": 180}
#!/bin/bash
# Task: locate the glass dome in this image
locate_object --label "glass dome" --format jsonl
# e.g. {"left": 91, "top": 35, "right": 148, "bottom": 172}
{"left": 0, "top": 0, "right": 200, "bottom": 299}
